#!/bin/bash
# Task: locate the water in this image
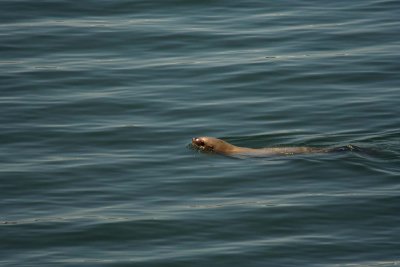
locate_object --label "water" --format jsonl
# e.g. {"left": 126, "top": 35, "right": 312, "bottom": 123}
{"left": 1, "top": 0, "right": 400, "bottom": 266}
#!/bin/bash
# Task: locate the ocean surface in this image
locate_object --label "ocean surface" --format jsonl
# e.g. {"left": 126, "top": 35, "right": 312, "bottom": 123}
{"left": 1, "top": 0, "right": 400, "bottom": 266}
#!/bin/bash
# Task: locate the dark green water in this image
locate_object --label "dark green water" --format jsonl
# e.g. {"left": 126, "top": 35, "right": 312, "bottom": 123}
{"left": 1, "top": 1, "right": 400, "bottom": 266}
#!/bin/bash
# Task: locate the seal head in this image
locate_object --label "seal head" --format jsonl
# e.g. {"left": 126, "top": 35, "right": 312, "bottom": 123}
{"left": 191, "top": 136, "right": 236, "bottom": 154}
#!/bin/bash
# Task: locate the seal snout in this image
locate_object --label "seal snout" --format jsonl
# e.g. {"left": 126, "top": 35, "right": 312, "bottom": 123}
{"left": 192, "top": 137, "right": 205, "bottom": 147}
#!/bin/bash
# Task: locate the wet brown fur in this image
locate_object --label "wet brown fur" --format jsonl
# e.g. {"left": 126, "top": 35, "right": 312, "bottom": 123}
{"left": 192, "top": 136, "right": 328, "bottom": 156}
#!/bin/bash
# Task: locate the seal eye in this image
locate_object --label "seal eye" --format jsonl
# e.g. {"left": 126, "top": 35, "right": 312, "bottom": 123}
{"left": 198, "top": 141, "right": 205, "bottom": 146}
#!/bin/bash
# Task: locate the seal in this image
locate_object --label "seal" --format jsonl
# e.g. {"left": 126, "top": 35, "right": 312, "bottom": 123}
{"left": 191, "top": 136, "right": 361, "bottom": 156}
